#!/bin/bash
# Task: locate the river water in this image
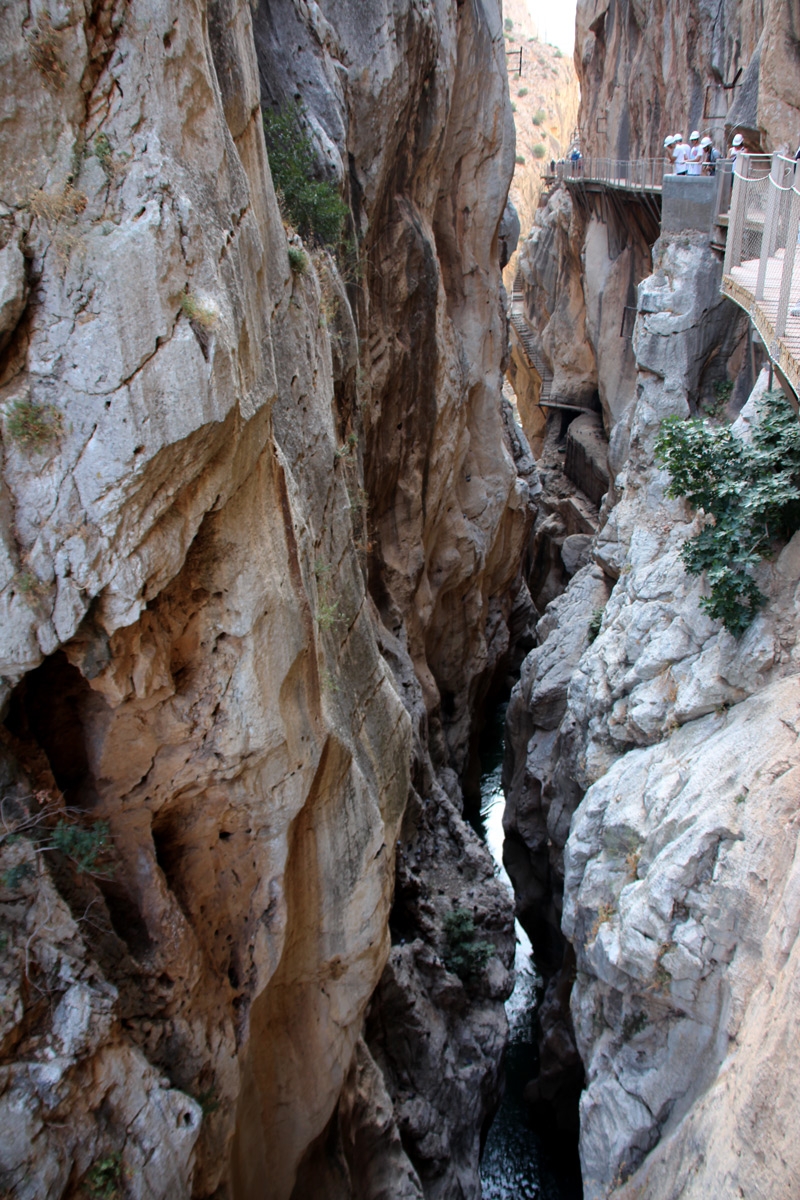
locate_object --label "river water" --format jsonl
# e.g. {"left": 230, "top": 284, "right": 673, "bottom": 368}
{"left": 474, "top": 708, "right": 582, "bottom": 1200}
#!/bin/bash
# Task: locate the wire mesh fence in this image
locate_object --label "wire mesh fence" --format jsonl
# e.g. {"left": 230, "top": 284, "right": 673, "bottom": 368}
{"left": 724, "top": 153, "right": 800, "bottom": 340}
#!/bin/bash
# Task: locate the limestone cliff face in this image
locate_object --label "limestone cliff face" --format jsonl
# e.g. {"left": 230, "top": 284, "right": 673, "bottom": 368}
{"left": 501, "top": 0, "right": 580, "bottom": 286}
{"left": 506, "top": 189, "right": 800, "bottom": 1200}
{"left": 575, "top": 0, "right": 799, "bottom": 155}
{"left": 0, "top": 1, "right": 530, "bottom": 1197}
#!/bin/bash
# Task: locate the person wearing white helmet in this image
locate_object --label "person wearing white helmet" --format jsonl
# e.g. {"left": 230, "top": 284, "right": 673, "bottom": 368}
{"left": 729, "top": 132, "right": 745, "bottom": 166}
{"left": 688, "top": 131, "right": 704, "bottom": 174}
{"left": 663, "top": 134, "right": 677, "bottom": 172}
{"left": 673, "top": 133, "right": 690, "bottom": 175}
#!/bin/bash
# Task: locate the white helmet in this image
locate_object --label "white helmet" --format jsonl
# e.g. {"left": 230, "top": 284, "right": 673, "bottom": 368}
{"left": 663, "top": 136, "right": 674, "bottom": 147}
{"left": 690, "top": 130, "right": 700, "bottom": 141}
{"left": 674, "top": 134, "right": 683, "bottom": 143}
{"left": 700, "top": 136, "right": 712, "bottom": 147}
{"left": 732, "top": 133, "right": 744, "bottom": 147}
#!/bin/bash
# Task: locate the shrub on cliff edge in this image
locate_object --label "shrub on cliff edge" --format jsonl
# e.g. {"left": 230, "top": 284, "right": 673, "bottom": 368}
{"left": 263, "top": 104, "right": 348, "bottom": 247}
{"left": 443, "top": 907, "right": 494, "bottom": 983}
{"left": 655, "top": 390, "right": 800, "bottom": 635}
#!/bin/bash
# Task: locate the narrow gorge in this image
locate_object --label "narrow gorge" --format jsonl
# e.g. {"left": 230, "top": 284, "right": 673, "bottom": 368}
{"left": 1, "top": 2, "right": 800, "bottom": 1200}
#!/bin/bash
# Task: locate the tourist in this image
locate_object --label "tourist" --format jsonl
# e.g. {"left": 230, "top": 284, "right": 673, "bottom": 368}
{"left": 688, "top": 131, "right": 703, "bottom": 174}
{"left": 700, "top": 136, "right": 721, "bottom": 174}
{"left": 663, "top": 135, "right": 677, "bottom": 172}
{"left": 729, "top": 132, "right": 745, "bottom": 165}
{"left": 673, "top": 134, "right": 689, "bottom": 176}
{"left": 570, "top": 146, "right": 582, "bottom": 175}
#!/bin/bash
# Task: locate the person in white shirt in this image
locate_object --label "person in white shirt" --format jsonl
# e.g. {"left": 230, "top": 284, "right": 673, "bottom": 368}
{"left": 729, "top": 133, "right": 745, "bottom": 166}
{"left": 688, "top": 131, "right": 704, "bottom": 174}
{"left": 663, "top": 135, "right": 677, "bottom": 172}
{"left": 673, "top": 135, "right": 689, "bottom": 175}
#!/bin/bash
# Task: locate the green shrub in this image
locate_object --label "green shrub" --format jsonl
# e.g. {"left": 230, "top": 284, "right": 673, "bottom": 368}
{"left": 654, "top": 390, "right": 800, "bottom": 635}
{"left": 517, "top": 86, "right": 529, "bottom": 97}
{"left": 94, "top": 132, "right": 113, "bottom": 178}
{"left": 85, "top": 1152, "right": 123, "bottom": 1199}
{"left": 532, "top": 143, "right": 547, "bottom": 159}
{"left": 587, "top": 607, "right": 604, "bottom": 643}
{"left": 532, "top": 108, "right": 547, "bottom": 125}
{"left": 287, "top": 246, "right": 307, "bottom": 274}
{"left": 504, "top": 16, "right": 513, "bottom": 30}
{"left": 51, "top": 818, "right": 112, "bottom": 875}
{"left": 263, "top": 104, "right": 348, "bottom": 247}
{"left": 443, "top": 908, "right": 494, "bottom": 983}
{"left": 515, "top": 154, "right": 526, "bottom": 165}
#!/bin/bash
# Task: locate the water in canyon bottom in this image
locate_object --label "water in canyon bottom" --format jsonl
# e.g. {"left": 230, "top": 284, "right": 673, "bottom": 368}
{"left": 474, "top": 708, "right": 582, "bottom": 1200}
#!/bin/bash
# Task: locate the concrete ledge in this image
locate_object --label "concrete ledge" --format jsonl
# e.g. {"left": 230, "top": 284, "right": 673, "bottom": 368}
{"left": 661, "top": 175, "right": 719, "bottom": 234}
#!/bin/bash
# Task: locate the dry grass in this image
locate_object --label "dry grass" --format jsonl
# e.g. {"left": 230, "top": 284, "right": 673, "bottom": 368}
{"left": 5, "top": 398, "right": 63, "bottom": 449}
{"left": 590, "top": 901, "right": 614, "bottom": 941}
{"left": 26, "top": 14, "right": 68, "bottom": 88}
{"left": 180, "top": 291, "right": 217, "bottom": 329}
{"left": 27, "top": 182, "right": 87, "bottom": 225}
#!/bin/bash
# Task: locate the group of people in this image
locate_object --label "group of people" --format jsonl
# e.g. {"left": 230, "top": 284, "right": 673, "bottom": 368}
{"left": 662, "top": 130, "right": 735, "bottom": 175}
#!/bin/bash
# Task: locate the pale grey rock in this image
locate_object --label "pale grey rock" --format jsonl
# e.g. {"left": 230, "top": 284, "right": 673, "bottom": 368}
{"left": 561, "top": 533, "right": 592, "bottom": 576}
{"left": 564, "top": 675, "right": 800, "bottom": 1198}
{"left": 0, "top": 232, "right": 26, "bottom": 350}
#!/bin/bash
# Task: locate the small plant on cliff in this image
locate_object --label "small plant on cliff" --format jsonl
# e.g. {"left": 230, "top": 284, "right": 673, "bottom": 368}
{"left": 532, "top": 108, "right": 547, "bottom": 125}
{"left": 515, "top": 155, "right": 526, "bottom": 166}
{"left": 5, "top": 398, "right": 63, "bottom": 450}
{"left": 287, "top": 246, "right": 307, "bottom": 274}
{"left": 654, "top": 390, "right": 800, "bottom": 636}
{"left": 263, "top": 104, "right": 348, "bottom": 247}
{"left": 94, "top": 132, "right": 114, "bottom": 179}
{"left": 26, "top": 13, "right": 68, "bottom": 88}
{"left": 180, "top": 290, "right": 217, "bottom": 329}
{"left": 532, "top": 143, "right": 547, "bottom": 159}
{"left": 590, "top": 901, "right": 614, "bottom": 941}
{"left": 0, "top": 793, "right": 114, "bottom": 887}
{"left": 442, "top": 908, "right": 494, "bottom": 983}
{"left": 85, "top": 1151, "right": 123, "bottom": 1199}
{"left": 587, "top": 607, "right": 604, "bottom": 643}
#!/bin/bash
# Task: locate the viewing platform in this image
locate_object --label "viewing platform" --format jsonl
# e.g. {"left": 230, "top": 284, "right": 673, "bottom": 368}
{"left": 722, "top": 153, "right": 800, "bottom": 400}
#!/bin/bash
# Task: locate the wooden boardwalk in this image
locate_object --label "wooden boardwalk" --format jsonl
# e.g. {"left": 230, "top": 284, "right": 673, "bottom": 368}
{"left": 723, "top": 154, "right": 800, "bottom": 400}
{"left": 723, "top": 252, "right": 800, "bottom": 398}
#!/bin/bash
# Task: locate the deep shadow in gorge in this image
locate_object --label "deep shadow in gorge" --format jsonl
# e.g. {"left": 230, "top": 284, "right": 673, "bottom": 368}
{"left": 466, "top": 701, "right": 582, "bottom": 1199}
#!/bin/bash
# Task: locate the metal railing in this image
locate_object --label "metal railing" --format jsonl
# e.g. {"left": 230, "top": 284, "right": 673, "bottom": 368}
{"left": 556, "top": 157, "right": 667, "bottom": 191}
{"left": 723, "top": 153, "right": 800, "bottom": 354}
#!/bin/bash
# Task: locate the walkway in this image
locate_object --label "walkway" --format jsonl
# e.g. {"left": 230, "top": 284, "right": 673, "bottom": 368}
{"left": 555, "top": 157, "right": 664, "bottom": 194}
{"left": 509, "top": 274, "right": 594, "bottom": 413}
{"left": 722, "top": 154, "right": 800, "bottom": 399}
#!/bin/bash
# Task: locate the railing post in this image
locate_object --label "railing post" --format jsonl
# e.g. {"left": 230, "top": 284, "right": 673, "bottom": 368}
{"left": 725, "top": 153, "right": 751, "bottom": 274}
{"left": 756, "top": 154, "right": 783, "bottom": 300}
{"left": 776, "top": 185, "right": 800, "bottom": 339}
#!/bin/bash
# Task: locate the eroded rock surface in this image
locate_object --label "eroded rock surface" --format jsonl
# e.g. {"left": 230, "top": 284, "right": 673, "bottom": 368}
{"left": 505, "top": 211, "right": 800, "bottom": 1198}
{"left": 0, "top": 0, "right": 531, "bottom": 1197}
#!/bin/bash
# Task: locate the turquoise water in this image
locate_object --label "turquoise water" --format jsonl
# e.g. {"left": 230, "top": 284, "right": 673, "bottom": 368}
{"left": 475, "top": 713, "right": 582, "bottom": 1200}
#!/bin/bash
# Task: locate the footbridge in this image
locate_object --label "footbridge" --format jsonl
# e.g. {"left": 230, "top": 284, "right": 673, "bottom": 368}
{"left": 722, "top": 153, "right": 800, "bottom": 400}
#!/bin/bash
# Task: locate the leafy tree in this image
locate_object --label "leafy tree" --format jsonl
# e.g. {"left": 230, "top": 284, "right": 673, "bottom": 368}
{"left": 654, "top": 391, "right": 800, "bottom": 635}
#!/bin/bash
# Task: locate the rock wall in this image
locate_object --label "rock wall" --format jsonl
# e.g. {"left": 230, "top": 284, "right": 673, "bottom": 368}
{"left": 575, "top": 0, "right": 800, "bottom": 156}
{"left": 505, "top": 201, "right": 800, "bottom": 1198}
{"left": 0, "top": 1, "right": 532, "bottom": 1197}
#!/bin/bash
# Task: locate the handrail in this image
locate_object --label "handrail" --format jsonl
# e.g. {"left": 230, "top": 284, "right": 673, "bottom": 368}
{"left": 722, "top": 152, "right": 800, "bottom": 398}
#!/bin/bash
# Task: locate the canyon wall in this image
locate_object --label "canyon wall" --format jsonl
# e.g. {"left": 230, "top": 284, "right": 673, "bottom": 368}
{"left": 505, "top": 0, "right": 800, "bottom": 1195}
{"left": 0, "top": 1, "right": 531, "bottom": 1197}
{"left": 575, "top": 0, "right": 800, "bottom": 156}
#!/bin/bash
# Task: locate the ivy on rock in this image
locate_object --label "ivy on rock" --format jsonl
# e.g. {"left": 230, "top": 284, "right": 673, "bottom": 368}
{"left": 655, "top": 390, "right": 800, "bottom": 636}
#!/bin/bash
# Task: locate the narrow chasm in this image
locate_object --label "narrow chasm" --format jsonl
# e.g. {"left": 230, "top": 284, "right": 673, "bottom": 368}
{"left": 468, "top": 704, "right": 582, "bottom": 1200}
{"left": 4, "top": 1, "right": 800, "bottom": 1199}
